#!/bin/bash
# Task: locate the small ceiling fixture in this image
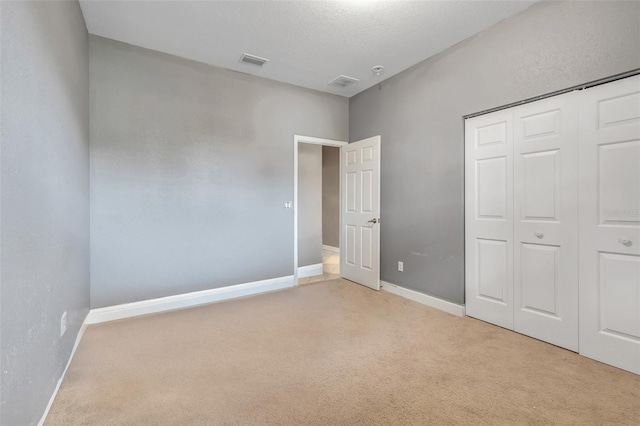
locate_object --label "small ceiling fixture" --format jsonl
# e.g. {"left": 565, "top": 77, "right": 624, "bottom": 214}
{"left": 372, "top": 65, "right": 384, "bottom": 76}
{"left": 328, "top": 75, "right": 359, "bottom": 88}
{"left": 239, "top": 53, "right": 269, "bottom": 67}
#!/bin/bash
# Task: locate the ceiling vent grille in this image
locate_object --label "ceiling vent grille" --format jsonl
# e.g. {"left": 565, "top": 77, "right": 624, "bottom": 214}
{"left": 328, "top": 75, "right": 359, "bottom": 88}
{"left": 240, "top": 53, "right": 269, "bottom": 67}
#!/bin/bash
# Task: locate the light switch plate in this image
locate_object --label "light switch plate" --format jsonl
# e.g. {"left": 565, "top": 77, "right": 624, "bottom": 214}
{"left": 60, "top": 311, "right": 67, "bottom": 337}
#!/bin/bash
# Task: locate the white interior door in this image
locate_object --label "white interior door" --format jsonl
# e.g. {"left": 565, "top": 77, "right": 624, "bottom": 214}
{"left": 340, "top": 136, "right": 381, "bottom": 290}
{"left": 465, "top": 109, "right": 514, "bottom": 329}
{"left": 513, "top": 92, "right": 579, "bottom": 351}
{"left": 578, "top": 75, "right": 640, "bottom": 374}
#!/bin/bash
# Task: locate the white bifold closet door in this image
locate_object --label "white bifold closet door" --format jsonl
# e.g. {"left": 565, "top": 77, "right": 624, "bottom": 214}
{"left": 513, "top": 92, "right": 579, "bottom": 351}
{"left": 578, "top": 75, "right": 640, "bottom": 374}
{"left": 465, "top": 109, "right": 514, "bottom": 330}
{"left": 466, "top": 75, "right": 640, "bottom": 372}
{"left": 465, "top": 91, "right": 579, "bottom": 351}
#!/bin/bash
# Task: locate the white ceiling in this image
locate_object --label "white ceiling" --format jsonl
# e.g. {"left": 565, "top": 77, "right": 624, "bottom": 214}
{"left": 79, "top": 0, "right": 537, "bottom": 98}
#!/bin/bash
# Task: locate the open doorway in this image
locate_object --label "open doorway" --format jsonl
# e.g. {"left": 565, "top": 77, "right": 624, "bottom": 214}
{"left": 320, "top": 145, "right": 341, "bottom": 279}
{"left": 293, "top": 135, "right": 347, "bottom": 285}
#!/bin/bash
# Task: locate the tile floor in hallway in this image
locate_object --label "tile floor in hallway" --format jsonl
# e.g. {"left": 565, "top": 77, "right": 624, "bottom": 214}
{"left": 299, "top": 248, "right": 340, "bottom": 284}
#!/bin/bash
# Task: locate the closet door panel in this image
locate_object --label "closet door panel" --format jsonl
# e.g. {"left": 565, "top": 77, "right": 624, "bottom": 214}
{"left": 513, "top": 92, "right": 579, "bottom": 351}
{"left": 465, "top": 109, "right": 514, "bottom": 329}
{"left": 520, "top": 243, "right": 559, "bottom": 314}
{"left": 579, "top": 75, "right": 640, "bottom": 374}
{"left": 521, "top": 150, "right": 559, "bottom": 219}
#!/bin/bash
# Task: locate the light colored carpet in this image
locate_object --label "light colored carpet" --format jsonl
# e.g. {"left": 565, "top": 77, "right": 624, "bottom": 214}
{"left": 46, "top": 279, "right": 640, "bottom": 425}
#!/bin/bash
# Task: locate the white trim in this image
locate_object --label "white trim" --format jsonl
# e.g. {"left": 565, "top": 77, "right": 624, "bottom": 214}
{"left": 298, "top": 263, "right": 323, "bottom": 278}
{"left": 294, "top": 135, "right": 348, "bottom": 147}
{"left": 321, "top": 245, "right": 339, "bottom": 253}
{"left": 85, "top": 275, "right": 295, "bottom": 324}
{"left": 381, "top": 281, "right": 466, "bottom": 317}
{"left": 38, "top": 323, "right": 87, "bottom": 426}
{"left": 293, "top": 135, "right": 347, "bottom": 285}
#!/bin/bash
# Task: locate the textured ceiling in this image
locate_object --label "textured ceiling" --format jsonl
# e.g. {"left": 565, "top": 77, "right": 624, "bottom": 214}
{"left": 79, "top": 0, "right": 537, "bottom": 97}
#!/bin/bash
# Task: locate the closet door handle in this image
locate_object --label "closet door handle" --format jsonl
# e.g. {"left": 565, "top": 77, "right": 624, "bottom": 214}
{"left": 619, "top": 237, "right": 632, "bottom": 247}
{"left": 535, "top": 232, "right": 544, "bottom": 239}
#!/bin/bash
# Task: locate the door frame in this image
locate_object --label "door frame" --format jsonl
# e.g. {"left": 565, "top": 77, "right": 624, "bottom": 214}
{"left": 293, "top": 135, "right": 348, "bottom": 285}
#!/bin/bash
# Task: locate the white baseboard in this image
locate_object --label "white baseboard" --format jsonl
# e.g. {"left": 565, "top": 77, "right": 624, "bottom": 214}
{"left": 381, "top": 281, "right": 465, "bottom": 317}
{"left": 297, "top": 263, "right": 323, "bottom": 278}
{"left": 85, "top": 275, "right": 295, "bottom": 324}
{"left": 38, "top": 323, "right": 87, "bottom": 426}
{"left": 322, "top": 245, "right": 339, "bottom": 253}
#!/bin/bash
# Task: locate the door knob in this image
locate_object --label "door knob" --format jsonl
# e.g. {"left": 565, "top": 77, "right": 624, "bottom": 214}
{"left": 619, "top": 237, "right": 632, "bottom": 247}
{"left": 368, "top": 218, "right": 378, "bottom": 224}
{"left": 535, "top": 232, "right": 544, "bottom": 239}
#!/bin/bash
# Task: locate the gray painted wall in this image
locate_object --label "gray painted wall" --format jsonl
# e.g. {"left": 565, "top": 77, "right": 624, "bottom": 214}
{"left": 0, "top": 1, "right": 90, "bottom": 425}
{"left": 90, "top": 36, "right": 348, "bottom": 308}
{"left": 298, "top": 143, "right": 322, "bottom": 267}
{"left": 349, "top": 1, "right": 640, "bottom": 304}
{"left": 322, "top": 146, "right": 340, "bottom": 248}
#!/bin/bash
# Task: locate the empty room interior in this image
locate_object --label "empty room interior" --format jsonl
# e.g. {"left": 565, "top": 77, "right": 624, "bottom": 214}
{"left": 2, "top": 1, "right": 640, "bottom": 425}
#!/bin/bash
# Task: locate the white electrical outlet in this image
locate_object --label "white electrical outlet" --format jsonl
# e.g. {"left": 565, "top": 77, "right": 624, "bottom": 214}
{"left": 398, "top": 261, "right": 404, "bottom": 272}
{"left": 60, "top": 311, "right": 67, "bottom": 337}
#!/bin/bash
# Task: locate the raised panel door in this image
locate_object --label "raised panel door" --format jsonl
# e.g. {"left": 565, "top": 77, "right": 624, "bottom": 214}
{"left": 513, "top": 92, "right": 579, "bottom": 351}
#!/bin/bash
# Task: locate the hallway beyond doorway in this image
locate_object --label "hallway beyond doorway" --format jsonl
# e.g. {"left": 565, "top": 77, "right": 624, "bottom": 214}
{"left": 299, "top": 248, "right": 340, "bottom": 284}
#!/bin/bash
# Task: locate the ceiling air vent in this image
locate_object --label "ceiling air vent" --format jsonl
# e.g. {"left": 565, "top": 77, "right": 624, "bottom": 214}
{"left": 239, "top": 53, "right": 269, "bottom": 67}
{"left": 328, "top": 75, "right": 359, "bottom": 88}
